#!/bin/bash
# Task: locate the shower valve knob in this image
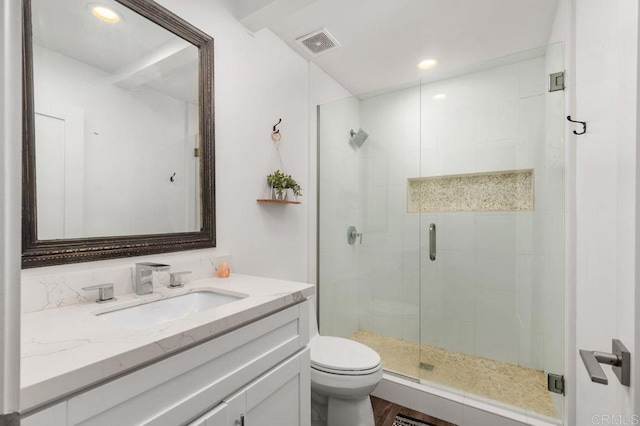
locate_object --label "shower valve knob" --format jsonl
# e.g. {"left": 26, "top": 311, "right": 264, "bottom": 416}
{"left": 347, "top": 226, "right": 362, "bottom": 245}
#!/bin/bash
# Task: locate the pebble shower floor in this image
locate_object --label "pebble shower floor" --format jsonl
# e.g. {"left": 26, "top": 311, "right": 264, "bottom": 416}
{"left": 351, "top": 330, "right": 556, "bottom": 418}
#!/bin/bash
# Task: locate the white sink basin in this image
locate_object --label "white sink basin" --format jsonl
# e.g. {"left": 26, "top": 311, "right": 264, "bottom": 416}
{"left": 98, "top": 291, "right": 244, "bottom": 329}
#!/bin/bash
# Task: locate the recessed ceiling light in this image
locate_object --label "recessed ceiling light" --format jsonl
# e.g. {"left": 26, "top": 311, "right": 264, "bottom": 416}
{"left": 91, "top": 5, "right": 121, "bottom": 23}
{"left": 418, "top": 58, "right": 439, "bottom": 70}
{"left": 432, "top": 93, "right": 447, "bottom": 101}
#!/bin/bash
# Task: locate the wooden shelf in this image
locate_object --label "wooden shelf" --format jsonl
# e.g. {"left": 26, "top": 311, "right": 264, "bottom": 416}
{"left": 257, "top": 199, "right": 301, "bottom": 205}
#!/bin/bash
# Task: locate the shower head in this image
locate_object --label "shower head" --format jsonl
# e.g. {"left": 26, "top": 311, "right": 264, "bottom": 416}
{"left": 349, "top": 128, "right": 369, "bottom": 148}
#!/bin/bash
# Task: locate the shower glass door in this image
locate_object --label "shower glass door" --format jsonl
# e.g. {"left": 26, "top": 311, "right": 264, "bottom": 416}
{"left": 417, "top": 44, "right": 565, "bottom": 421}
{"left": 318, "top": 42, "right": 565, "bottom": 423}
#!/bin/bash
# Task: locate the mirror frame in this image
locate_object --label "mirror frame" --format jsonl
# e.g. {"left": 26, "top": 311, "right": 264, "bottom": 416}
{"left": 22, "top": 0, "right": 216, "bottom": 268}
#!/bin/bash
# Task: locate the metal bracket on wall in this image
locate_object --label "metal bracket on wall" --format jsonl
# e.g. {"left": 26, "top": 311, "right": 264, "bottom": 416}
{"left": 547, "top": 373, "right": 565, "bottom": 394}
{"left": 549, "top": 71, "right": 565, "bottom": 92}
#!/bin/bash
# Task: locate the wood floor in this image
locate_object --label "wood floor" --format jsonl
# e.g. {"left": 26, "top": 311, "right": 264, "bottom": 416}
{"left": 371, "top": 396, "right": 457, "bottom": 426}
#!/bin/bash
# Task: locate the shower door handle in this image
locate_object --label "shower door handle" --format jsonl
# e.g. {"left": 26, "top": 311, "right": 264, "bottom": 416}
{"left": 429, "top": 223, "right": 436, "bottom": 261}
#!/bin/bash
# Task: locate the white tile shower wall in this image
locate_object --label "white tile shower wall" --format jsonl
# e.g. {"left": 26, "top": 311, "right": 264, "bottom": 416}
{"left": 359, "top": 86, "right": 421, "bottom": 344}
{"left": 318, "top": 96, "right": 361, "bottom": 338}
{"left": 357, "top": 53, "right": 564, "bottom": 373}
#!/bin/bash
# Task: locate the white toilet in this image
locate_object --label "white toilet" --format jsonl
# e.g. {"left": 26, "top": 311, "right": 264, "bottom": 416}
{"left": 309, "top": 299, "right": 383, "bottom": 426}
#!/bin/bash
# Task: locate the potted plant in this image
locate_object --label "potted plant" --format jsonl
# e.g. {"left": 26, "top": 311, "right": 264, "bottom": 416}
{"left": 267, "top": 170, "right": 302, "bottom": 200}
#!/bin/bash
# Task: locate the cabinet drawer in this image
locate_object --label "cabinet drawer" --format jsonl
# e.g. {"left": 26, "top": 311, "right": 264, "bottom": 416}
{"left": 68, "top": 301, "right": 309, "bottom": 426}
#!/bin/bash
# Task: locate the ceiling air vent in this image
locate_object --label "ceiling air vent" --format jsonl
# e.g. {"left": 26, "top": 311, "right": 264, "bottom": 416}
{"left": 296, "top": 28, "right": 341, "bottom": 56}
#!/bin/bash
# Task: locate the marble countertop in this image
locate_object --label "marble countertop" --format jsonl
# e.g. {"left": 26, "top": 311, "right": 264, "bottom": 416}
{"left": 21, "top": 274, "right": 314, "bottom": 412}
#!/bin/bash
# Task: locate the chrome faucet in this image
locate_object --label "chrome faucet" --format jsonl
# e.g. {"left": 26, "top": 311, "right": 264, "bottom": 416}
{"left": 134, "top": 262, "right": 170, "bottom": 295}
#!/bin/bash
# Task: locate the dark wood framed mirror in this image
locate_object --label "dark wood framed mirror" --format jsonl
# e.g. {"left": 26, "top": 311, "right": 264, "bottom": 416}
{"left": 22, "top": 0, "right": 215, "bottom": 268}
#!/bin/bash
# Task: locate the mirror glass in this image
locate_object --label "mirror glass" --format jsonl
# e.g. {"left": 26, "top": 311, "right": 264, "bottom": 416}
{"left": 31, "top": 0, "right": 201, "bottom": 239}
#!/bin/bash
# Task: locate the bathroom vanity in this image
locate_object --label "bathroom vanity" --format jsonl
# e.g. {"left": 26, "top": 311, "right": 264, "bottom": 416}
{"left": 20, "top": 274, "right": 314, "bottom": 426}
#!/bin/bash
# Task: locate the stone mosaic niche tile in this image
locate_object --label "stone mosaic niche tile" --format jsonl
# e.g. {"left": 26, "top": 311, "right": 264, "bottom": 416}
{"left": 407, "top": 169, "right": 534, "bottom": 213}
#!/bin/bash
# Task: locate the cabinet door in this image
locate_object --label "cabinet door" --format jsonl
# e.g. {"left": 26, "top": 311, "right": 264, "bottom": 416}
{"left": 224, "top": 390, "right": 245, "bottom": 426}
{"left": 188, "top": 402, "right": 228, "bottom": 426}
{"left": 226, "top": 348, "right": 310, "bottom": 426}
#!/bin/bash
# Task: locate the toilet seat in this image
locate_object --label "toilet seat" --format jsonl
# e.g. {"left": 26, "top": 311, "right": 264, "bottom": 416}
{"left": 311, "top": 336, "right": 381, "bottom": 376}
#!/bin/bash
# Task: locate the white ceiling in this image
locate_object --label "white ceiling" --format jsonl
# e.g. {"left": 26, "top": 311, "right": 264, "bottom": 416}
{"left": 31, "top": 0, "right": 198, "bottom": 104}
{"left": 31, "top": 0, "right": 178, "bottom": 73}
{"left": 260, "top": 0, "right": 560, "bottom": 95}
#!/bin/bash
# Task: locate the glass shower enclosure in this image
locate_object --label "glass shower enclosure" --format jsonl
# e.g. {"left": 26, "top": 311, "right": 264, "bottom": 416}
{"left": 318, "top": 44, "right": 565, "bottom": 421}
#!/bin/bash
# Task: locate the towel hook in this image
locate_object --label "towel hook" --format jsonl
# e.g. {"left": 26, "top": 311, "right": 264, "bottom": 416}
{"left": 271, "top": 118, "right": 282, "bottom": 142}
{"left": 567, "top": 116, "right": 587, "bottom": 135}
{"left": 170, "top": 172, "right": 176, "bottom": 182}
{"left": 272, "top": 118, "right": 282, "bottom": 133}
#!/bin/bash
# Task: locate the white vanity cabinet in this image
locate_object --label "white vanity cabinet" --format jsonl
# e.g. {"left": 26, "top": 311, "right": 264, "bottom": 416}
{"left": 21, "top": 402, "right": 67, "bottom": 426}
{"left": 188, "top": 403, "right": 228, "bottom": 426}
{"left": 191, "top": 348, "right": 310, "bottom": 426}
{"left": 21, "top": 300, "right": 310, "bottom": 426}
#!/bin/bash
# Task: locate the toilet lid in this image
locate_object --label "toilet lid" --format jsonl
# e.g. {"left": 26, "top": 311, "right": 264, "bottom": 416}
{"left": 310, "top": 336, "right": 381, "bottom": 374}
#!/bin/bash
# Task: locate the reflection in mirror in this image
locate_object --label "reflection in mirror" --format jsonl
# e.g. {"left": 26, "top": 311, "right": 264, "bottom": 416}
{"left": 31, "top": 0, "right": 201, "bottom": 239}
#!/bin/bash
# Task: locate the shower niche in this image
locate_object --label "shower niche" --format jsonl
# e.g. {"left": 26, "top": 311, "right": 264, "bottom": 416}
{"left": 318, "top": 43, "right": 565, "bottom": 422}
{"left": 407, "top": 169, "right": 534, "bottom": 213}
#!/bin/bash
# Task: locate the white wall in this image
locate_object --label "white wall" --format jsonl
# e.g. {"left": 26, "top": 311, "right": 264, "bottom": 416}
{"left": 0, "top": 0, "right": 22, "bottom": 415}
{"left": 152, "top": 0, "right": 311, "bottom": 282}
{"left": 574, "top": 0, "right": 638, "bottom": 423}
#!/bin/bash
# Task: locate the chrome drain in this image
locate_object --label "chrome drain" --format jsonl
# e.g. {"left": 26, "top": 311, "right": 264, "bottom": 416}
{"left": 419, "top": 362, "right": 435, "bottom": 371}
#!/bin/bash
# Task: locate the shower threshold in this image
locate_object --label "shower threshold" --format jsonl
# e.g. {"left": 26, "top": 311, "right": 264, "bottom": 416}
{"left": 351, "top": 330, "right": 558, "bottom": 420}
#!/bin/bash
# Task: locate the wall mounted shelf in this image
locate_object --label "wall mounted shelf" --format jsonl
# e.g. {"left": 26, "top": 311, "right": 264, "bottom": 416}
{"left": 256, "top": 199, "right": 301, "bottom": 205}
